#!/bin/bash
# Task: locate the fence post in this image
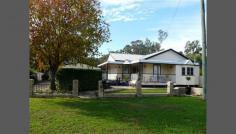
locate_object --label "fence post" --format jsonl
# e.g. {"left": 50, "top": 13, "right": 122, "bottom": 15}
{"left": 136, "top": 80, "right": 142, "bottom": 97}
{"left": 72, "top": 80, "right": 79, "bottom": 97}
{"left": 29, "top": 79, "right": 34, "bottom": 97}
{"left": 167, "top": 81, "right": 174, "bottom": 96}
{"left": 98, "top": 80, "right": 104, "bottom": 97}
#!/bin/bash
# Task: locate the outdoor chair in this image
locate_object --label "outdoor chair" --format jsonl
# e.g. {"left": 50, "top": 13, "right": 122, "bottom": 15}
{"left": 129, "top": 80, "right": 137, "bottom": 87}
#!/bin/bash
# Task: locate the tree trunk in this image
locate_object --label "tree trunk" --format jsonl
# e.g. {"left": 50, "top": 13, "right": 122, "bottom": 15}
{"left": 50, "top": 69, "right": 57, "bottom": 91}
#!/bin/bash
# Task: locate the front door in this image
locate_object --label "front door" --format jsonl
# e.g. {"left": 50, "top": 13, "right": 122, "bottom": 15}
{"left": 153, "top": 65, "right": 160, "bottom": 82}
{"left": 153, "top": 65, "right": 160, "bottom": 75}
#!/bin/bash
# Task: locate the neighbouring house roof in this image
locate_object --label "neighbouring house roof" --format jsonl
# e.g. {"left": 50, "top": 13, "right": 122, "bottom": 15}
{"left": 63, "top": 63, "right": 101, "bottom": 70}
{"left": 98, "top": 49, "right": 198, "bottom": 67}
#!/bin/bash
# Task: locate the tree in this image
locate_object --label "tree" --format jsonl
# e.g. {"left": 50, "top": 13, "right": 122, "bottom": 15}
{"left": 110, "top": 38, "right": 162, "bottom": 55}
{"left": 184, "top": 40, "right": 202, "bottom": 64}
{"left": 29, "top": 0, "right": 110, "bottom": 91}
{"left": 179, "top": 51, "right": 184, "bottom": 55}
{"left": 97, "top": 54, "right": 109, "bottom": 64}
{"left": 144, "top": 38, "right": 161, "bottom": 53}
{"left": 158, "top": 29, "right": 168, "bottom": 44}
{"left": 130, "top": 40, "right": 145, "bottom": 54}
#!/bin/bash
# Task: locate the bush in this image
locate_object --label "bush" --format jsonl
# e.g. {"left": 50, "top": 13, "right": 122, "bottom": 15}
{"left": 56, "top": 68, "right": 102, "bottom": 92}
{"left": 29, "top": 69, "right": 38, "bottom": 83}
{"left": 42, "top": 72, "right": 49, "bottom": 81}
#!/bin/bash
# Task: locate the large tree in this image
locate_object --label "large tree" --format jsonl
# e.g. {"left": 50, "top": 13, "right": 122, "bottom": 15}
{"left": 29, "top": 0, "right": 110, "bottom": 91}
{"left": 184, "top": 40, "right": 202, "bottom": 64}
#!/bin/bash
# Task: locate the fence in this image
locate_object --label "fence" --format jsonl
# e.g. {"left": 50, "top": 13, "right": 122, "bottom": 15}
{"left": 33, "top": 82, "right": 51, "bottom": 94}
{"left": 101, "top": 81, "right": 174, "bottom": 98}
{"left": 30, "top": 79, "right": 79, "bottom": 97}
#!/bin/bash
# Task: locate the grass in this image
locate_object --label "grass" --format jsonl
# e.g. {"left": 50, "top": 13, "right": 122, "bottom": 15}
{"left": 111, "top": 88, "right": 167, "bottom": 94}
{"left": 30, "top": 97, "right": 206, "bottom": 134}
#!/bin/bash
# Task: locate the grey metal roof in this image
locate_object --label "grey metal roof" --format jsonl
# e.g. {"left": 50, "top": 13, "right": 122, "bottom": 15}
{"left": 110, "top": 53, "right": 144, "bottom": 61}
{"left": 141, "top": 49, "right": 168, "bottom": 59}
{"left": 97, "top": 61, "right": 124, "bottom": 67}
{"left": 139, "top": 59, "right": 193, "bottom": 65}
{"left": 98, "top": 49, "right": 197, "bottom": 67}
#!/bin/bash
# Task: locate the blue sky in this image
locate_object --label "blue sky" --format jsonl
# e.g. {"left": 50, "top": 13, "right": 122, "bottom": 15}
{"left": 98, "top": 0, "right": 204, "bottom": 54}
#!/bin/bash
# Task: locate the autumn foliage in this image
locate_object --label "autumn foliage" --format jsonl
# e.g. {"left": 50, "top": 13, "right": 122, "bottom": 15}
{"left": 29, "top": 0, "right": 110, "bottom": 90}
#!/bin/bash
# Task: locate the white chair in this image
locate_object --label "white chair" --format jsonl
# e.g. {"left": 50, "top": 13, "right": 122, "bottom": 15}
{"left": 129, "top": 80, "right": 137, "bottom": 87}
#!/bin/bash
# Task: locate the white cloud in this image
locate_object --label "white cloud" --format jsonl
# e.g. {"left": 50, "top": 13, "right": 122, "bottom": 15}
{"left": 100, "top": 0, "right": 200, "bottom": 23}
{"left": 100, "top": 0, "right": 198, "bottom": 7}
{"left": 102, "top": 2, "right": 147, "bottom": 22}
{"left": 103, "top": 3, "right": 139, "bottom": 17}
{"left": 100, "top": 0, "right": 142, "bottom": 6}
{"left": 149, "top": 0, "right": 198, "bottom": 9}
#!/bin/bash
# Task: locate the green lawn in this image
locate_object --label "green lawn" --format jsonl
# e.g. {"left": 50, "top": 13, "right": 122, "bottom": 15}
{"left": 30, "top": 97, "right": 206, "bottom": 134}
{"left": 111, "top": 88, "right": 167, "bottom": 94}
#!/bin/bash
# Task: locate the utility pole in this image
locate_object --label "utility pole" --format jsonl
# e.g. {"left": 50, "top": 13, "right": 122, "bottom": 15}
{"left": 201, "top": 0, "right": 207, "bottom": 100}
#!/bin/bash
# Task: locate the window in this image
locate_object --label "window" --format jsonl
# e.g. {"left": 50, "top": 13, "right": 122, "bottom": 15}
{"left": 187, "top": 67, "right": 194, "bottom": 76}
{"left": 182, "top": 67, "right": 185, "bottom": 75}
{"left": 190, "top": 67, "right": 194, "bottom": 75}
{"left": 187, "top": 67, "right": 191, "bottom": 75}
{"left": 182, "top": 67, "right": 194, "bottom": 76}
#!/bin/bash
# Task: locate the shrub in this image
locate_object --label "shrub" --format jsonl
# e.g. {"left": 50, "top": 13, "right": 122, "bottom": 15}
{"left": 56, "top": 68, "right": 102, "bottom": 92}
{"left": 29, "top": 69, "right": 38, "bottom": 83}
{"left": 186, "top": 76, "right": 191, "bottom": 81}
{"left": 42, "top": 72, "right": 49, "bottom": 81}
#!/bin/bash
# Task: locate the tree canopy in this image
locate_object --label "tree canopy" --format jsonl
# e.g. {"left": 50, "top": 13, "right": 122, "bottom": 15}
{"left": 112, "top": 29, "right": 167, "bottom": 55}
{"left": 184, "top": 40, "right": 202, "bottom": 64}
{"left": 108, "top": 38, "right": 161, "bottom": 55}
{"left": 29, "top": 0, "right": 110, "bottom": 90}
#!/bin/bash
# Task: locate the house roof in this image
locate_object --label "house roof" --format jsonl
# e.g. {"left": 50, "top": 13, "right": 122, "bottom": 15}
{"left": 110, "top": 53, "right": 144, "bottom": 61}
{"left": 141, "top": 49, "right": 167, "bottom": 59}
{"left": 141, "top": 49, "right": 191, "bottom": 61}
{"left": 98, "top": 49, "right": 197, "bottom": 67}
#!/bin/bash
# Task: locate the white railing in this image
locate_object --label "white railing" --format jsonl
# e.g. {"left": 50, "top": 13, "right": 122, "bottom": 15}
{"left": 142, "top": 74, "right": 176, "bottom": 83}
{"left": 107, "top": 74, "right": 122, "bottom": 80}
{"left": 131, "top": 73, "right": 138, "bottom": 80}
{"left": 103, "top": 73, "right": 176, "bottom": 83}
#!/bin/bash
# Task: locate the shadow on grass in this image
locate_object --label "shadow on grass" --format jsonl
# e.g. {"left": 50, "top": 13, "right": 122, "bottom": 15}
{"left": 50, "top": 97, "right": 206, "bottom": 133}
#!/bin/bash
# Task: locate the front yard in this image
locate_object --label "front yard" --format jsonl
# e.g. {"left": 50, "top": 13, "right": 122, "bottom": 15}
{"left": 30, "top": 97, "right": 206, "bottom": 134}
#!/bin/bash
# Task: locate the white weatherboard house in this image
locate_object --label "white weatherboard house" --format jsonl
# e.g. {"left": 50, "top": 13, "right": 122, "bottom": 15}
{"left": 98, "top": 49, "right": 200, "bottom": 86}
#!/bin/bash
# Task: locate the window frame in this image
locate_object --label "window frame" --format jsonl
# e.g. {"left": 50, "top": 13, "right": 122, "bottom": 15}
{"left": 190, "top": 67, "right": 194, "bottom": 75}
{"left": 182, "top": 67, "right": 186, "bottom": 76}
{"left": 187, "top": 67, "right": 191, "bottom": 75}
{"left": 182, "top": 67, "right": 194, "bottom": 76}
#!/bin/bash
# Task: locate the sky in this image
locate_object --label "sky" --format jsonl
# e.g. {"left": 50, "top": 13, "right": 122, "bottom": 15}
{"left": 98, "top": 0, "right": 204, "bottom": 54}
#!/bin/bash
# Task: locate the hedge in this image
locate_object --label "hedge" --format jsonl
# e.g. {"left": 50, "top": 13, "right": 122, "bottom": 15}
{"left": 56, "top": 68, "right": 102, "bottom": 92}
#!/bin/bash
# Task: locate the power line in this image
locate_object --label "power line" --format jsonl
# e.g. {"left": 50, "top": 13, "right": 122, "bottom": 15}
{"left": 165, "top": 0, "right": 182, "bottom": 33}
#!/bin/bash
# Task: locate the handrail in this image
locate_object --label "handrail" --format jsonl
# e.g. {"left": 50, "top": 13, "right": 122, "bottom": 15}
{"left": 102, "top": 73, "right": 176, "bottom": 83}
